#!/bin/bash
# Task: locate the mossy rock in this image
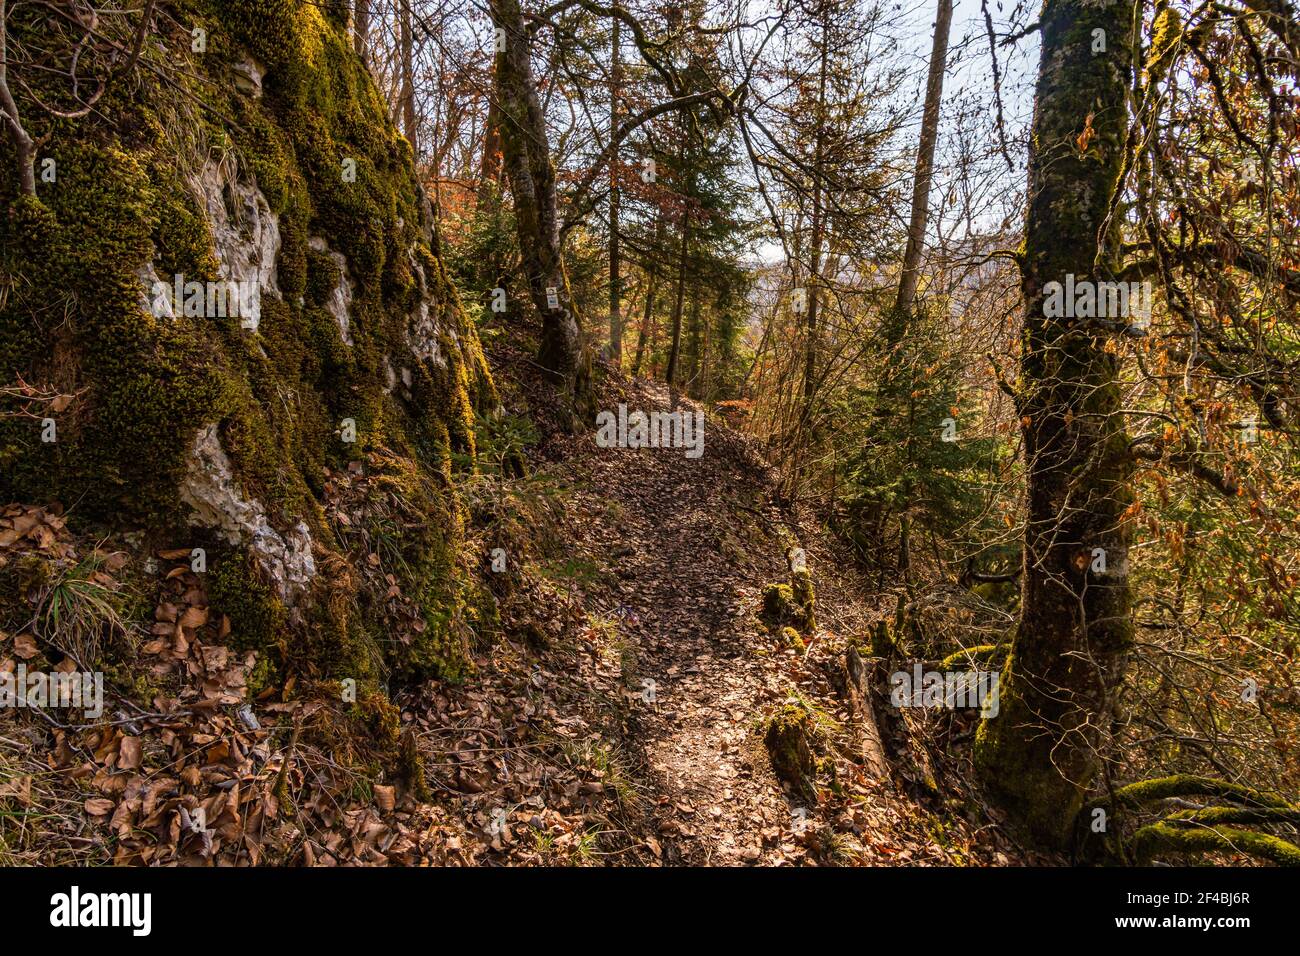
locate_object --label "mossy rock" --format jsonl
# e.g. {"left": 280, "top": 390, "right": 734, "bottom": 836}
{"left": 0, "top": 1, "right": 497, "bottom": 699}
{"left": 764, "top": 703, "right": 818, "bottom": 803}
{"left": 761, "top": 583, "right": 797, "bottom": 624}
{"left": 790, "top": 568, "right": 816, "bottom": 632}
{"left": 761, "top": 573, "right": 815, "bottom": 635}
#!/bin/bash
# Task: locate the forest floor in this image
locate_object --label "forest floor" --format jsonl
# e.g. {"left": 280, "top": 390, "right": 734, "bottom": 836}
{"left": 0, "top": 342, "right": 1034, "bottom": 867}
{"left": 396, "top": 339, "right": 1032, "bottom": 866}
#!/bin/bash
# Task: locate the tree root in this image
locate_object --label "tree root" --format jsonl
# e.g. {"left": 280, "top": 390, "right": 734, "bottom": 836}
{"left": 1076, "top": 774, "right": 1300, "bottom": 865}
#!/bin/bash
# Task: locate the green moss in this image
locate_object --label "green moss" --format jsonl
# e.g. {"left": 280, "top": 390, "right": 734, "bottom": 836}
{"left": 101, "top": 662, "right": 162, "bottom": 708}
{"left": 790, "top": 568, "right": 816, "bottom": 632}
{"left": 153, "top": 191, "right": 219, "bottom": 282}
{"left": 761, "top": 583, "right": 796, "bottom": 623}
{"left": 1108, "top": 774, "right": 1291, "bottom": 810}
{"left": 1132, "top": 821, "right": 1300, "bottom": 866}
{"left": 761, "top": 572, "right": 815, "bottom": 635}
{"left": 0, "top": 0, "right": 495, "bottom": 756}
{"left": 353, "top": 684, "right": 400, "bottom": 745}
{"left": 869, "top": 619, "right": 895, "bottom": 658}
{"left": 400, "top": 728, "right": 432, "bottom": 802}
{"left": 246, "top": 652, "right": 278, "bottom": 699}
{"left": 206, "top": 548, "right": 286, "bottom": 657}
{"left": 1146, "top": 3, "right": 1182, "bottom": 86}
{"left": 0, "top": 142, "right": 233, "bottom": 521}
{"left": 764, "top": 702, "right": 818, "bottom": 803}
{"left": 304, "top": 247, "right": 340, "bottom": 307}
{"left": 939, "top": 643, "right": 1008, "bottom": 671}
{"left": 277, "top": 214, "right": 309, "bottom": 303}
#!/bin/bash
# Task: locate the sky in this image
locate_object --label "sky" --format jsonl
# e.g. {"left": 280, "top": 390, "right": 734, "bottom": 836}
{"left": 750, "top": 0, "right": 1042, "bottom": 262}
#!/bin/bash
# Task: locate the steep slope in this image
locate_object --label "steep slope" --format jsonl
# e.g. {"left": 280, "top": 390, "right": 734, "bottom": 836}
{"left": 0, "top": 1, "right": 494, "bottom": 702}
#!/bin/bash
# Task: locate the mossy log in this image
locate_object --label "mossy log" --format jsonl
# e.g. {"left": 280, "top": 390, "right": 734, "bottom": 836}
{"left": 1097, "top": 774, "right": 1292, "bottom": 811}
{"left": 1131, "top": 821, "right": 1300, "bottom": 866}
{"left": 938, "top": 643, "right": 1008, "bottom": 671}
{"left": 1077, "top": 775, "right": 1300, "bottom": 864}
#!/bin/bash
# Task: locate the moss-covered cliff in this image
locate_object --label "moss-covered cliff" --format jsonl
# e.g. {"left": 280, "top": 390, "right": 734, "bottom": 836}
{"left": 0, "top": 1, "right": 496, "bottom": 697}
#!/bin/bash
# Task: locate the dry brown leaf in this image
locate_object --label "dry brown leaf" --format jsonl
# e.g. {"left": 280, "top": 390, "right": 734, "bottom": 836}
{"left": 118, "top": 736, "right": 142, "bottom": 771}
{"left": 180, "top": 606, "right": 209, "bottom": 629}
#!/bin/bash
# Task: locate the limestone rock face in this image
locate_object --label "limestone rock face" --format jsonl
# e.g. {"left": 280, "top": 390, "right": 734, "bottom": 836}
{"left": 196, "top": 157, "right": 280, "bottom": 329}
{"left": 179, "top": 425, "right": 316, "bottom": 605}
{"left": 232, "top": 58, "right": 265, "bottom": 98}
{"left": 0, "top": 1, "right": 496, "bottom": 684}
{"left": 309, "top": 237, "right": 354, "bottom": 346}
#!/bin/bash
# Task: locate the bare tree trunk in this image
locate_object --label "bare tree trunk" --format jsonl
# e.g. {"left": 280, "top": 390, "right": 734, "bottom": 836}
{"left": 803, "top": 5, "right": 830, "bottom": 406}
{"left": 893, "top": 0, "right": 952, "bottom": 317}
{"left": 684, "top": 285, "right": 702, "bottom": 387}
{"left": 477, "top": 96, "right": 504, "bottom": 206}
{"left": 0, "top": 0, "right": 36, "bottom": 197}
{"left": 489, "top": 0, "right": 581, "bottom": 387}
{"left": 632, "top": 220, "right": 665, "bottom": 375}
{"left": 354, "top": 0, "right": 371, "bottom": 60}
{"left": 973, "top": 0, "right": 1135, "bottom": 849}
{"left": 632, "top": 278, "right": 659, "bottom": 375}
{"left": 607, "top": 16, "right": 623, "bottom": 364}
{"left": 399, "top": 0, "right": 417, "bottom": 153}
{"left": 664, "top": 212, "right": 690, "bottom": 387}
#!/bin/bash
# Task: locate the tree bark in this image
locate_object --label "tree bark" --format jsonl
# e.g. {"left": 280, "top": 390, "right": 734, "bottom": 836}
{"left": 477, "top": 96, "right": 504, "bottom": 206}
{"left": 632, "top": 219, "right": 666, "bottom": 375}
{"left": 893, "top": 0, "right": 952, "bottom": 317}
{"left": 0, "top": 0, "right": 36, "bottom": 197}
{"left": 664, "top": 211, "right": 690, "bottom": 387}
{"left": 684, "top": 285, "right": 702, "bottom": 387}
{"left": 803, "top": 4, "right": 831, "bottom": 406}
{"left": 973, "top": 0, "right": 1136, "bottom": 848}
{"left": 489, "top": 0, "right": 581, "bottom": 387}
{"left": 354, "top": 0, "right": 371, "bottom": 60}
{"left": 607, "top": 16, "right": 623, "bottom": 364}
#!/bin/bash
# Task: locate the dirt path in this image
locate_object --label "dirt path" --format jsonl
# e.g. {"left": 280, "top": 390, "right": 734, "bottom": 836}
{"left": 556, "top": 380, "right": 882, "bottom": 864}
{"left": 413, "top": 348, "right": 1009, "bottom": 866}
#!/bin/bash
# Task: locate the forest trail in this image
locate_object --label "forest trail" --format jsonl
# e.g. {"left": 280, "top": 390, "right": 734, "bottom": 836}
{"left": 519, "top": 371, "right": 911, "bottom": 864}
{"left": 563, "top": 379, "right": 807, "bottom": 863}
{"left": 393, "top": 346, "right": 1017, "bottom": 867}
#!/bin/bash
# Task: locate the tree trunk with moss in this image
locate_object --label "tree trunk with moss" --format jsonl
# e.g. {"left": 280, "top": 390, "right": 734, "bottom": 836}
{"left": 489, "top": 0, "right": 582, "bottom": 389}
{"left": 973, "top": 0, "right": 1136, "bottom": 847}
